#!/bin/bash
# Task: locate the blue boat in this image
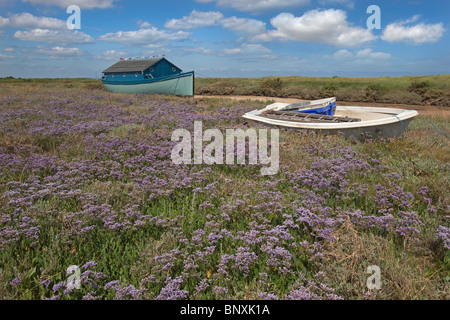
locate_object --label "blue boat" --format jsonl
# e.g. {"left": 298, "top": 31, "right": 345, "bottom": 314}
{"left": 282, "top": 97, "right": 336, "bottom": 116}
{"left": 101, "top": 57, "right": 194, "bottom": 96}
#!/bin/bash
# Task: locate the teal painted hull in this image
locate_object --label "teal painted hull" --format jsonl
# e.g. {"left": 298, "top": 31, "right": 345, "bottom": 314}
{"left": 103, "top": 72, "right": 194, "bottom": 96}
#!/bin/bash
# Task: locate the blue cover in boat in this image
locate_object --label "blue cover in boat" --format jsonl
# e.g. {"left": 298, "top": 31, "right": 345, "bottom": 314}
{"left": 295, "top": 102, "right": 336, "bottom": 116}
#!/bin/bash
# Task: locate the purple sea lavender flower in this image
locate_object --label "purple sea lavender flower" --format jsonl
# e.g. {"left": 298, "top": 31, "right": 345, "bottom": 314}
{"left": 206, "top": 232, "right": 223, "bottom": 245}
{"left": 213, "top": 286, "right": 228, "bottom": 296}
{"left": 258, "top": 292, "right": 279, "bottom": 300}
{"left": 82, "top": 261, "right": 97, "bottom": 269}
{"left": 105, "top": 280, "right": 119, "bottom": 290}
{"left": 82, "top": 293, "right": 102, "bottom": 300}
{"left": 284, "top": 287, "right": 322, "bottom": 300}
{"left": 10, "top": 277, "right": 22, "bottom": 287}
{"left": 105, "top": 280, "right": 145, "bottom": 300}
{"left": 436, "top": 225, "right": 450, "bottom": 249}
{"left": 52, "top": 281, "right": 66, "bottom": 293}
{"left": 41, "top": 279, "right": 51, "bottom": 288}
{"left": 395, "top": 211, "right": 423, "bottom": 238}
{"left": 232, "top": 247, "right": 258, "bottom": 276}
{"left": 155, "top": 276, "right": 188, "bottom": 300}
{"left": 192, "top": 278, "right": 209, "bottom": 298}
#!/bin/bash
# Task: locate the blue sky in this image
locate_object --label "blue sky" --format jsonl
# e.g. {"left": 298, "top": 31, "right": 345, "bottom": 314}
{"left": 0, "top": 0, "right": 449, "bottom": 78}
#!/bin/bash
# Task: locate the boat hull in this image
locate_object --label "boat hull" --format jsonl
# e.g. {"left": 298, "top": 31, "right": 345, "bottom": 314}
{"left": 249, "top": 117, "right": 415, "bottom": 139}
{"left": 102, "top": 71, "right": 194, "bottom": 96}
{"left": 243, "top": 104, "right": 419, "bottom": 140}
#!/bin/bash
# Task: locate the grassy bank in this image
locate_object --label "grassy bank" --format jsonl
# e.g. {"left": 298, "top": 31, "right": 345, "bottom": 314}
{"left": 195, "top": 75, "right": 450, "bottom": 107}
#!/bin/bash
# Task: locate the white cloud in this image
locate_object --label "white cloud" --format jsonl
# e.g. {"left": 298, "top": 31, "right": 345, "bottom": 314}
{"left": 0, "top": 53, "right": 14, "bottom": 60}
{"left": 221, "top": 48, "right": 242, "bottom": 56}
{"left": 97, "top": 24, "right": 190, "bottom": 47}
{"left": 0, "top": 12, "right": 94, "bottom": 46}
{"left": 241, "top": 43, "right": 271, "bottom": 53}
{"left": 217, "top": 0, "right": 310, "bottom": 14}
{"left": 332, "top": 49, "right": 353, "bottom": 59}
{"left": 164, "top": 10, "right": 266, "bottom": 36}
{"left": 401, "top": 15, "right": 421, "bottom": 25}
{"left": 26, "top": 46, "right": 84, "bottom": 59}
{"left": 261, "top": 54, "right": 278, "bottom": 60}
{"left": 0, "top": 12, "right": 66, "bottom": 29}
{"left": 143, "top": 44, "right": 171, "bottom": 52}
{"left": 14, "top": 28, "right": 94, "bottom": 45}
{"left": 381, "top": 16, "right": 445, "bottom": 44}
{"left": 186, "top": 47, "right": 217, "bottom": 55}
{"left": 186, "top": 47, "right": 243, "bottom": 56}
{"left": 165, "top": 10, "right": 224, "bottom": 30}
{"left": 355, "top": 48, "right": 391, "bottom": 60}
{"left": 21, "top": 0, "right": 118, "bottom": 9}
{"left": 331, "top": 48, "right": 391, "bottom": 62}
{"left": 186, "top": 43, "right": 271, "bottom": 58}
{"left": 137, "top": 21, "right": 152, "bottom": 29}
{"left": 4, "top": 48, "right": 16, "bottom": 52}
{"left": 256, "top": 9, "right": 375, "bottom": 47}
{"left": 221, "top": 16, "right": 266, "bottom": 35}
{"left": 97, "top": 49, "right": 129, "bottom": 61}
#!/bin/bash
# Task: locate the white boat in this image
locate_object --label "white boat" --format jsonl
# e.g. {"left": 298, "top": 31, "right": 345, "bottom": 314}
{"left": 242, "top": 100, "right": 419, "bottom": 139}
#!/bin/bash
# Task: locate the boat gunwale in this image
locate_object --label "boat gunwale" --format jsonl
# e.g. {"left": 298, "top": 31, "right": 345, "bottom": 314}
{"left": 282, "top": 97, "right": 336, "bottom": 111}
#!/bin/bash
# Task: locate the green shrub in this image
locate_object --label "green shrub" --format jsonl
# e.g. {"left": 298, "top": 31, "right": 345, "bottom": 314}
{"left": 260, "top": 78, "right": 283, "bottom": 97}
{"left": 365, "top": 83, "right": 387, "bottom": 102}
{"left": 406, "top": 81, "right": 449, "bottom": 106}
{"left": 320, "top": 83, "right": 338, "bottom": 97}
{"left": 335, "top": 88, "right": 366, "bottom": 102}
{"left": 378, "top": 91, "right": 423, "bottom": 105}
{"left": 296, "top": 87, "right": 322, "bottom": 100}
{"left": 408, "top": 80, "right": 431, "bottom": 93}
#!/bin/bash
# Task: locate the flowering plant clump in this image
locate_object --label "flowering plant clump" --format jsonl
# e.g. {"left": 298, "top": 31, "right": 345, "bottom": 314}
{"left": 0, "top": 86, "right": 447, "bottom": 300}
